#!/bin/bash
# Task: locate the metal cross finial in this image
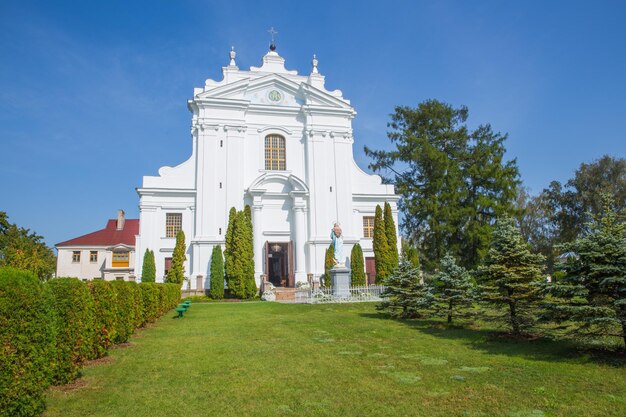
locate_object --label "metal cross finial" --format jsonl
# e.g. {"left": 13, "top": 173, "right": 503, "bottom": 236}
{"left": 268, "top": 27, "right": 278, "bottom": 43}
{"left": 268, "top": 27, "right": 278, "bottom": 50}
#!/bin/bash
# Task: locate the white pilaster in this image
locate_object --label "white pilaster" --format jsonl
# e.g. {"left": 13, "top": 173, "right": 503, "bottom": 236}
{"left": 251, "top": 193, "right": 264, "bottom": 286}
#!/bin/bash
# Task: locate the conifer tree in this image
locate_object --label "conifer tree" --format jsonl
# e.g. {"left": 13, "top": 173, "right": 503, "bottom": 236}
{"left": 209, "top": 245, "right": 225, "bottom": 299}
{"left": 322, "top": 244, "right": 335, "bottom": 287}
{"left": 224, "top": 207, "right": 237, "bottom": 289}
{"left": 228, "top": 211, "right": 247, "bottom": 298}
{"left": 373, "top": 204, "right": 390, "bottom": 283}
{"left": 141, "top": 249, "right": 156, "bottom": 282}
{"left": 543, "top": 195, "right": 626, "bottom": 348}
{"left": 401, "top": 238, "right": 420, "bottom": 269}
{"left": 166, "top": 230, "right": 186, "bottom": 285}
{"left": 432, "top": 254, "right": 474, "bottom": 324}
{"left": 477, "top": 216, "right": 544, "bottom": 335}
{"left": 242, "top": 206, "right": 257, "bottom": 298}
{"left": 377, "top": 259, "right": 434, "bottom": 318}
{"left": 384, "top": 202, "right": 399, "bottom": 270}
{"left": 350, "top": 243, "right": 366, "bottom": 286}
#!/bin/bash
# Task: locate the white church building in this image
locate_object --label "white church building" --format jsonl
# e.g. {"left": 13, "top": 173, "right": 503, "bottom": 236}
{"left": 134, "top": 44, "right": 400, "bottom": 290}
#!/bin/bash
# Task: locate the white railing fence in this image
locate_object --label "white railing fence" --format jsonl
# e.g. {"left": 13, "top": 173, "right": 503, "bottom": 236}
{"left": 294, "top": 285, "right": 386, "bottom": 304}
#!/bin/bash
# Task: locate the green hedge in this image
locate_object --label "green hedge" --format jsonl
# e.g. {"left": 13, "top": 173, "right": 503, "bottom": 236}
{"left": 47, "top": 278, "right": 95, "bottom": 385}
{"left": 139, "top": 282, "right": 160, "bottom": 325}
{"left": 88, "top": 280, "right": 118, "bottom": 359}
{"left": 0, "top": 267, "right": 56, "bottom": 417}
{"left": 0, "top": 271, "right": 180, "bottom": 416}
{"left": 111, "top": 281, "right": 135, "bottom": 344}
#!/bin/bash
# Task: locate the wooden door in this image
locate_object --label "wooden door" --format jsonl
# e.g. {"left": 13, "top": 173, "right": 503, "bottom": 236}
{"left": 365, "top": 257, "right": 376, "bottom": 285}
{"left": 287, "top": 240, "right": 294, "bottom": 287}
{"left": 264, "top": 241, "right": 269, "bottom": 277}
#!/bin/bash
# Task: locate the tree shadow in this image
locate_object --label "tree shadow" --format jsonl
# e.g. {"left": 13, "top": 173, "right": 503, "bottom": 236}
{"left": 359, "top": 312, "right": 626, "bottom": 367}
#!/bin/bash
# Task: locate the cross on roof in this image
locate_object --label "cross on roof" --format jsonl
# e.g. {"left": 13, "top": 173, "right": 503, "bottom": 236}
{"left": 268, "top": 27, "right": 278, "bottom": 43}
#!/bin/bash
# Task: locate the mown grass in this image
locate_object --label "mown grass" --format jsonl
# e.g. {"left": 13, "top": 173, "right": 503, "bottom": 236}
{"left": 45, "top": 302, "right": 626, "bottom": 417}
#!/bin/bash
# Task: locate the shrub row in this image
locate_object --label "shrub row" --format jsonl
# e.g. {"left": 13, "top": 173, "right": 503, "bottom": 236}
{"left": 0, "top": 267, "right": 181, "bottom": 417}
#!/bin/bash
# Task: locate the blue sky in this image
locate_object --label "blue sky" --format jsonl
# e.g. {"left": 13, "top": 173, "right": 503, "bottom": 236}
{"left": 1, "top": 0, "right": 625, "bottom": 247}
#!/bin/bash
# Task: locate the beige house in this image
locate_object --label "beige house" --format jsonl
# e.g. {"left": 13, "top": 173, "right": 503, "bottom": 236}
{"left": 55, "top": 210, "right": 139, "bottom": 281}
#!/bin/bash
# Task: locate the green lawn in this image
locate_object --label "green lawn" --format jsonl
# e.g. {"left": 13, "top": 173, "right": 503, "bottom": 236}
{"left": 45, "top": 302, "right": 626, "bottom": 417}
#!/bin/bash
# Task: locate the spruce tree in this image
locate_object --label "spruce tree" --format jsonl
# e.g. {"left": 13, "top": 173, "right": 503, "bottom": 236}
{"left": 373, "top": 204, "right": 390, "bottom": 283}
{"left": 224, "top": 207, "right": 237, "bottom": 289}
{"left": 209, "top": 245, "right": 225, "bottom": 299}
{"left": 377, "top": 259, "right": 434, "bottom": 318}
{"left": 141, "top": 249, "right": 156, "bottom": 283}
{"left": 384, "top": 202, "right": 399, "bottom": 271}
{"left": 322, "top": 244, "right": 335, "bottom": 287}
{"left": 166, "top": 230, "right": 186, "bottom": 285}
{"left": 432, "top": 254, "right": 474, "bottom": 324}
{"left": 543, "top": 195, "right": 626, "bottom": 348}
{"left": 477, "top": 216, "right": 544, "bottom": 335}
{"left": 350, "top": 243, "right": 366, "bottom": 286}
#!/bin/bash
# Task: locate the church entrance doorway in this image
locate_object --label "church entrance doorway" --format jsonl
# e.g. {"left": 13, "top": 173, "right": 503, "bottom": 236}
{"left": 264, "top": 241, "right": 294, "bottom": 287}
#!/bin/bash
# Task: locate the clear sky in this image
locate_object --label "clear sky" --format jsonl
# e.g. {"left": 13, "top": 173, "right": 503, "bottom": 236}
{"left": 1, "top": 0, "right": 625, "bottom": 247}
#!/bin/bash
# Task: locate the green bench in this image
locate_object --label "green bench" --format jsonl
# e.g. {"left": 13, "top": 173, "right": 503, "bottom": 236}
{"left": 175, "top": 307, "right": 186, "bottom": 318}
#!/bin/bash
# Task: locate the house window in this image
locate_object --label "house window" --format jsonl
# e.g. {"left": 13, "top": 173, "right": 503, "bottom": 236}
{"left": 164, "top": 257, "right": 172, "bottom": 277}
{"left": 72, "top": 251, "right": 81, "bottom": 263}
{"left": 90, "top": 251, "right": 98, "bottom": 263}
{"left": 264, "top": 134, "right": 286, "bottom": 170}
{"left": 112, "top": 251, "right": 129, "bottom": 268}
{"left": 116, "top": 276, "right": 124, "bottom": 281}
{"left": 165, "top": 213, "right": 182, "bottom": 238}
{"left": 363, "top": 216, "right": 375, "bottom": 238}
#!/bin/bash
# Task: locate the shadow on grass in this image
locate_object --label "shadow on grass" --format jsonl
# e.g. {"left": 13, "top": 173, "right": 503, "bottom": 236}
{"left": 359, "top": 312, "right": 626, "bottom": 367}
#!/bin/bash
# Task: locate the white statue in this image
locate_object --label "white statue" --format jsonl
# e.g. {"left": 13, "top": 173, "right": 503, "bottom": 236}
{"left": 330, "top": 222, "right": 345, "bottom": 267}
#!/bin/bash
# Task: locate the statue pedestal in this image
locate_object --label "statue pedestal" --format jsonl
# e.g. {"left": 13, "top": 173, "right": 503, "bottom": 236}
{"left": 330, "top": 266, "right": 351, "bottom": 298}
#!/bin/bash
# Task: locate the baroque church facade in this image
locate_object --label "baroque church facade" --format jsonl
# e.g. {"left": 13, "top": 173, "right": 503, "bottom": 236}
{"left": 134, "top": 45, "right": 400, "bottom": 290}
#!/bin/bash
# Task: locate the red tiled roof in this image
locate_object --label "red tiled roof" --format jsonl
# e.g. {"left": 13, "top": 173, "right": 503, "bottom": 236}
{"left": 56, "top": 219, "right": 139, "bottom": 247}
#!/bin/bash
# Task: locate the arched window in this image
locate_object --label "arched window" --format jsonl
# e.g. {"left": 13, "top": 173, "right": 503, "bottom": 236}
{"left": 264, "top": 134, "right": 286, "bottom": 170}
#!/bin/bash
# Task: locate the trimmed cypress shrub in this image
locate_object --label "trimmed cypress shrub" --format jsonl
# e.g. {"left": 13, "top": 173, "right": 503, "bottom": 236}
{"left": 0, "top": 267, "right": 56, "bottom": 417}
{"left": 88, "top": 280, "right": 118, "bottom": 358}
{"left": 47, "top": 278, "right": 95, "bottom": 385}
{"left": 209, "top": 245, "right": 225, "bottom": 299}
{"left": 323, "top": 244, "right": 335, "bottom": 287}
{"left": 373, "top": 204, "right": 391, "bottom": 283}
{"left": 243, "top": 207, "right": 257, "bottom": 298}
{"left": 111, "top": 281, "right": 135, "bottom": 344}
{"left": 140, "top": 282, "right": 159, "bottom": 325}
{"left": 224, "top": 207, "right": 237, "bottom": 291}
{"left": 384, "top": 202, "right": 399, "bottom": 271}
{"left": 166, "top": 230, "right": 186, "bottom": 285}
{"left": 141, "top": 249, "right": 156, "bottom": 282}
{"left": 350, "top": 243, "right": 366, "bottom": 286}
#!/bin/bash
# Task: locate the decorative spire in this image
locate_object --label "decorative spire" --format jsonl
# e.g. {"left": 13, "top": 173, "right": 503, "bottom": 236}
{"left": 311, "top": 54, "right": 319, "bottom": 74}
{"left": 229, "top": 46, "right": 236, "bottom": 66}
{"left": 268, "top": 26, "right": 278, "bottom": 51}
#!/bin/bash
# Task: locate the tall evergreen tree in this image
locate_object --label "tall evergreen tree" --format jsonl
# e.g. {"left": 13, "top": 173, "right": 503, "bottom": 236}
{"left": 384, "top": 202, "right": 399, "bottom": 271}
{"left": 224, "top": 207, "right": 237, "bottom": 289}
{"left": 209, "top": 245, "right": 225, "bottom": 299}
{"left": 365, "top": 100, "right": 519, "bottom": 271}
{"left": 141, "top": 249, "right": 156, "bottom": 282}
{"left": 373, "top": 204, "right": 391, "bottom": 283}
{"left": 432, "top": 254, "right": 474, "bottom": 324}
{"left": 242, "top": 206, "right": 257, "bottom": 298}
{"left": 377, "top": 259, "right": 434, "bottom": 318}
{"left": 350, "top": 243, "right": 366, "bottom": 286}
{"left": 228, "top": 211, "right": 247, "bottom": 298}
{"left": 543, "top": 195, "right": 626, "bottom": 348}
{"left": 477, "top": 216, "right": 544, "bottom": 335}
{"left": 166, "top": 230, "right": 186, "bottom": 285}
{"left": 401, "top": 238, "right": 420, "bottom": 269}
{"left": 322, "top": 244, "right": 335, "bottom": 287}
